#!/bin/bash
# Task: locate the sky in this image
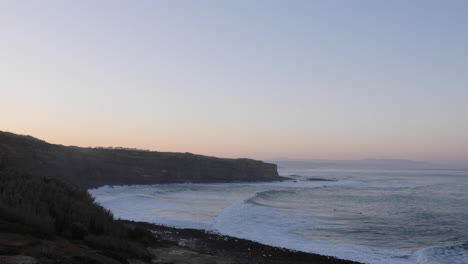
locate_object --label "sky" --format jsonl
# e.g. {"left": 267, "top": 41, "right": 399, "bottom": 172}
{"left": 1, "top": 0, "right": 467, "bottom": 164}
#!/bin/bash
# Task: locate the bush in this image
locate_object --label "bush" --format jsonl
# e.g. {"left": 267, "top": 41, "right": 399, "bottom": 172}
{"left": 0, "top": 169, "right": 152, "bottom": 259}
{"left": 127, "top": 226, "right": 156, "bottom": 246}
{"left": 71, "top": 222, "right": 88, "bottom": 240}
{"left": 0, "top": 169, "right": 114, "bottom": 239}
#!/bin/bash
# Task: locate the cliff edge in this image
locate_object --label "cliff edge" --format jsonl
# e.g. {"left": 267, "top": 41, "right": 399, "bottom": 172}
{"left": 0, "top": 131, "right": 284, "bottom": 189}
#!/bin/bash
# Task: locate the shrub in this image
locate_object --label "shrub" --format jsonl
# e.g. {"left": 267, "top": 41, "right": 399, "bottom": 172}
{"left": 71, "top": 222, "right": 88, "bottom": 240}
{"left": 0, "top": 169, "right": 152, "bottom": 259}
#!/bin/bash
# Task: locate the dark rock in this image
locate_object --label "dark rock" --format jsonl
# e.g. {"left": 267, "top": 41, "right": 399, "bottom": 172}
{"left": 306, "top": 178, "right": 335, "bottom": 181}
{"left": 130, "top": 221, "right": 363, "bottom": 264}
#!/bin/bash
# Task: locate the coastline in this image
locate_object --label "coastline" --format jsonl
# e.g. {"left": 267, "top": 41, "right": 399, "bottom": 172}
{"left": 0, "top": 131, "right": 286, "bottom": 189}
{"left": 125, "top": 220, "right": 363, "bottom": 264}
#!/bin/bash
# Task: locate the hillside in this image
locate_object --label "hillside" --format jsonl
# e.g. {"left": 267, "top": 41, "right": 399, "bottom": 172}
{"left": 0, "top": 131, "right": 283, "bottom": 188}
{"left": 0, "top": 169, "right": 155, "bottom": 263}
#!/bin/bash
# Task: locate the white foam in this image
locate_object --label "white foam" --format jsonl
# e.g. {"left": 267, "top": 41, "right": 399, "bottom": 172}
{"left": 89, "top": 179, "right": 465, "bottom": 264}
{"left": 213, "top": 200, "right": 413, "bottom": 264}
{"left": 413, "top": 246, "right": 468, "bottom": 264}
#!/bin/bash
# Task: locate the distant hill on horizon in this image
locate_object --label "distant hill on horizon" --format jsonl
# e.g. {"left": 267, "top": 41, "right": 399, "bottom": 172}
{"left": 268, "top": 158, "right": 466, "bottom": 170}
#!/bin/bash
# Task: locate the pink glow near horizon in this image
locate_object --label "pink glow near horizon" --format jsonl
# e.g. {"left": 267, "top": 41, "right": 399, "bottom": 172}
{"left": 1, "top": 1, "right": 467, "bottom": 164}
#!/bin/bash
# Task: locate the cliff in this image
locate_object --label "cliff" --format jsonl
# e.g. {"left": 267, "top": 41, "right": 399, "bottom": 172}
{"left": 0, "top": 131, "right": 283, "bottom": 188}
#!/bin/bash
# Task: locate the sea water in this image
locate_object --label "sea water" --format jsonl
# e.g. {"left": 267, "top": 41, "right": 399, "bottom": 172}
{"left": 89, "top": 169, "right": 468, "bottom": 264}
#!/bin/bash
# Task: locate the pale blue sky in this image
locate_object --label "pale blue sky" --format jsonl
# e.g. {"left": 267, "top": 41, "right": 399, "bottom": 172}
{"left": 1, "top": 1, "right": 467, "bottom": 163}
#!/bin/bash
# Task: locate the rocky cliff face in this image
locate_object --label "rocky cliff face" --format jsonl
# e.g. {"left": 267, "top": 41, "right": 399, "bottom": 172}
{"left": 0, "top": 131, "right": 283, "bottom": 188}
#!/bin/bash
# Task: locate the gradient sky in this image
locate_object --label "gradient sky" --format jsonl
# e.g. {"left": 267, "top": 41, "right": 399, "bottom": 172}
{"left": 1, "top": 0, "right": 467, "bottom": 164}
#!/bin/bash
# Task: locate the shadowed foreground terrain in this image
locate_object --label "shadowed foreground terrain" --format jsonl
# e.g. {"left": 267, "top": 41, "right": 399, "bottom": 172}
{"left": 0, "top": 169, "right": 155, "bottom": 263}
{"left": 0, "top": 131, "right": 284, "bottom": 188}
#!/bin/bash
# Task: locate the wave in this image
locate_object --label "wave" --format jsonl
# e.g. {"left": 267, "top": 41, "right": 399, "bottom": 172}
{"left": 246, "top": 189, "right": 296, "bottom": 204}
{"left": 211, "top": 185, "right": 465, "bottom": 264}
{"left": 414, "top": 245, "right": 468, "bottom": 264}
{"left": 89, "top": 177, "right": 464, "bottom": 264}
{"left": 212, "top": 201, "right": 412, "bottom": 264}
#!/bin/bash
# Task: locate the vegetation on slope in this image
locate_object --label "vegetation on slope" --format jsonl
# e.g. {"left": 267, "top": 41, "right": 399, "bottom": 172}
{"left": 0, "top": 131, "right": 282, "bottom": 188}
{"left": 0, "top": 168, "right": 155, "bottom": 263}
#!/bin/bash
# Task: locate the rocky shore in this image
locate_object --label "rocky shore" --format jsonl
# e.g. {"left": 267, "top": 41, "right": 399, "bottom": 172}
{"left": 130, "top": 221, "right": 363, "bottom": 264}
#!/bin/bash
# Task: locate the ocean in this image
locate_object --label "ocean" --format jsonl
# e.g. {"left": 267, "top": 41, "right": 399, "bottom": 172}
{"left": 89, "top": 168, "right": 468, "bottom": 264}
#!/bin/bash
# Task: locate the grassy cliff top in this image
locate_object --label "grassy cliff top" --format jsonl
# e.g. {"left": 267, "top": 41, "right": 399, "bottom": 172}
{"left": 0, "top": 131, "right": 283, "bottom": 188}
